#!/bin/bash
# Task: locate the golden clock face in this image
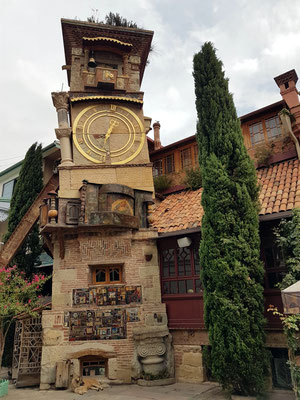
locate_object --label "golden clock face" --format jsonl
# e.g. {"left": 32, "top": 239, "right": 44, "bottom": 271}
{"left": 73, "top": 104, "right": 145, "bottom": 164}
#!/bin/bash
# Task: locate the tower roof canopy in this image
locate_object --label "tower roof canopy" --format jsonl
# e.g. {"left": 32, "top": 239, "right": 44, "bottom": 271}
{"left": 61, "top": 18, "right": 153, "bottom": 84}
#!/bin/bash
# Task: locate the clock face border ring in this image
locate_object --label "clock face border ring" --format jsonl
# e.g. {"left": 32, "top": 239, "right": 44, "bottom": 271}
{"left": 73, "top": 104, "right": 146, "bottom": 164}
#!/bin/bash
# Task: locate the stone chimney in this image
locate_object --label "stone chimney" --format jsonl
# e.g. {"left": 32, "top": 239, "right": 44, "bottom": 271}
{"left": 153, "top": 121, "right": 162, "bottom": 150}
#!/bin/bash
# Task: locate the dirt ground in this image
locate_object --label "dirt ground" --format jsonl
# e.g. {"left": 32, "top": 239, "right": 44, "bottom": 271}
{"left": 1, "top": 382, "right": 295, "bottom": 400}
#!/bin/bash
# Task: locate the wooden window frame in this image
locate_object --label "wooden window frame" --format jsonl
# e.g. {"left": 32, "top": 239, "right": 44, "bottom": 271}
{"left": 249, "top": 121, "right": 264, "bottom": 146}
{"left": 164, "top": 154, "right": 175, "bottom": 174}
{"left": 153, "top": 159, "right": 163, "bottom": 177}
{"left": 180, "top": 147, "right": 192, "bottom": 170}
{"left": 92, "top": 265, "right": 122, "bottom": 285}
{"left": 2, "top": 178, "right": 17, "bottom": 199}
{"left": 247, "top": 113, "right": 282, "bottom": 148}
{"left": 160, "top": 243, "right": 201, "bottom": 296}
{"left": 265, "top": 115, "right": 282, "bottom": 140}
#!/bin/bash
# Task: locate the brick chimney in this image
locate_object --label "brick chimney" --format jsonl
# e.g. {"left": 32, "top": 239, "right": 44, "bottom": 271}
{"left": 153, "top": 121, "right": 162, "bottom": 150}
{"left": 275, "top": 69, "right": 300, "bottom": 159}
{"left": 274, "top": 69, "right": 300, "bottom": 136}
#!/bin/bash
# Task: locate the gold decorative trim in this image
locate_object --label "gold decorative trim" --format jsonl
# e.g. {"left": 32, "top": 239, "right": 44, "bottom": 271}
{"left": 72, "top": 104, "right": 145, "bottom": 165}
{"left": 82, "top": 36, "right": 133, "bottom": 47}
{"left": 71, "top": 96, "right": 143, "bottom": 104}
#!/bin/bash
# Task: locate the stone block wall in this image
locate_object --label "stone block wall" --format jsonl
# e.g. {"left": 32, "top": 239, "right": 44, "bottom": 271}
{"left": 171, "top": 330, "right": 208, "bottom": 383}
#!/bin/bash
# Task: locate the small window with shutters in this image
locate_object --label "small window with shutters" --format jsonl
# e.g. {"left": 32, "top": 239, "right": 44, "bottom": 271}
{"left": 66, "top": 201, "right": 80, "bottom": 225}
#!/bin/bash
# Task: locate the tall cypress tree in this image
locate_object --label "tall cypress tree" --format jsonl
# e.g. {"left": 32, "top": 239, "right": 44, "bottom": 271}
{"left": 4, "top": 142, "right": 43, "bottom": 277}
{"left": 193, "top": 43, "right": 268, "bottom": 395}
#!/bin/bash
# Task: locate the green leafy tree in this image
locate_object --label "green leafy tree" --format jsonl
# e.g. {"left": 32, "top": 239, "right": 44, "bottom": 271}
{"left": 4, "top": 143, "right": 43, "bottom": 277}
{"left": 193, "top": 42, "right": 268, "bottom": 395}
{"left": 0, "top": 265, "right": 48, "bottom": 367}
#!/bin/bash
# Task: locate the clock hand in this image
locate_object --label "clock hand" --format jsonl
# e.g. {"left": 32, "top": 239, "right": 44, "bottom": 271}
{"left": 104, "top": 120, "right": 119, "bottom": 143}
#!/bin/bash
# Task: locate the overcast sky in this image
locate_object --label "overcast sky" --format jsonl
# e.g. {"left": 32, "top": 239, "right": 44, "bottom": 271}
{"left": 1, "top": 0, "right": 300, "bottom": 171}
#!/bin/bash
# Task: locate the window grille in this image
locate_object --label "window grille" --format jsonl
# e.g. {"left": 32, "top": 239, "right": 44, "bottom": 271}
{"left": 249, "top": 122, "right": 264, "bottom": 145}
{"left": 265, "top": 116, "right": 282, "bottom": 140}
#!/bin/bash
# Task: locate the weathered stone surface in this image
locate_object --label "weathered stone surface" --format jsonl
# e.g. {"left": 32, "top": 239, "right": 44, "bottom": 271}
{"left": 172, "top": 329, "right": 209, "bottom": 345}
{"left": 144, "top": 313, "right": 168, "bottom": 326}
{"left": 40, "top": 364, "right": 56, "bottom": 384}
{"left": 72, "top": 48, "right": 82, "bottom": 56}
{"left": 129, "top": 56, "right": 141, "bottom": 64}
{"left": 51, "top": 293, "right": 71, "bottom": 308}
{"left": 176, "top": 364, "right": 204, "bottom": 383}
{"left": 116, "top": 369, "right": 131, "bottom": 383}
{"left": 183, "top": 351, "right": 202, "bottom": 367}
{"left": 143, "top": 287, "right": 161, "bottom": 303}
{"left": 42, "top": 312, "right": 56, "bottom": 329}
{"left": 66, "top": 346, "right": 116, "bottom": 359}
{"left": 133, "top": 325, "right": 169, "bottom": 340}
{"left": 43, "top": 329, "right": 63, "bottom": 346}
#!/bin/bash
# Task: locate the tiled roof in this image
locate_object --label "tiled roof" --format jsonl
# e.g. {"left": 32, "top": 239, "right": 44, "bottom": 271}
{"left": 152, "top": 158, "right": 300, "bottom": 233}
{"left": 152, "top": 189, "right": 203, "bottom": 233}
{"left": 258, "top": 158, "right": 300, "bottom": 215}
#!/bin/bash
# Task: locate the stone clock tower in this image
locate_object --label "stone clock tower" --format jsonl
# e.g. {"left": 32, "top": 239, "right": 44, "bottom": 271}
{"left": 39, "top": 19, "right": 173, "bottom": 389}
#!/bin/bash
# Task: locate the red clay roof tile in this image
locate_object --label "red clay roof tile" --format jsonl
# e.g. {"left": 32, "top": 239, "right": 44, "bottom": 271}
{"left": 152, "top": 159, "right": 300, "bottom": 233}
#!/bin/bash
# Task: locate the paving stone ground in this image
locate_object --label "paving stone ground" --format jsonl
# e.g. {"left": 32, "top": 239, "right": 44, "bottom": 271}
{"left": 1, "top": 382, "right": 295, "bottom": 400}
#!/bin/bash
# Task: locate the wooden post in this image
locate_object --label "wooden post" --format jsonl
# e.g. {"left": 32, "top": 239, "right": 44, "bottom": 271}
{"left": 55, "top": 360, "right": 70, "bottom": 388}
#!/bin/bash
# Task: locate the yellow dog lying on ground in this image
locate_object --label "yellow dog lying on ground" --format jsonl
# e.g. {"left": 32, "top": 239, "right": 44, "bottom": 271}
{"left": 71, "top": 376, "right": 104, "bottom": 395}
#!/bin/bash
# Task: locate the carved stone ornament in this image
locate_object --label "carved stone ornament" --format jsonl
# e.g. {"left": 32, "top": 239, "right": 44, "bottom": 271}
{"left": 55, "top": 128, "right": 72, "bottom": 139}
{"left": 52, "top": 92, "right": 69, "bottom": 111}
{"left": 133, "top": 326, "right": 174, "bottom": 379}
{"left": 137, "top": 339, "right": 166, "bottom": 375}
{"left": 137, "top": 342, "right": 166, "bottom": 358}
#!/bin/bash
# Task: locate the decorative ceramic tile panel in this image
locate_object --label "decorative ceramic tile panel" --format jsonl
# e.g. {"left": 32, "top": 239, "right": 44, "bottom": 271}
{"left": 72, "top": 285, "right": 142, "bottom": 306}
{"left": 66, "top": 309, "right": 126, "bottom": 341}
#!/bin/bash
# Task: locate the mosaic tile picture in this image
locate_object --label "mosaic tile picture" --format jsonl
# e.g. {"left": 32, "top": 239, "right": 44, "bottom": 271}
{"left": 72, "top": 285, "right": 142, "bottom": 306}
{"left": 126, "top": 308, "right": 140, "bottom": 322}
{"left": 65, "top": 308, "right": 126, "bottom": 341}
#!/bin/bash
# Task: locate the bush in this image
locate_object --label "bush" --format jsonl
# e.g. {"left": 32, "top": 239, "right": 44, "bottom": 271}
{"left": 254, "top": 142, "right": 274, "bottom": 166}
{"left": 154, "top": 175, "right": 172, "bottom": 193}
{"left": 184, "top": 167, "right": 202, "bottom": 190}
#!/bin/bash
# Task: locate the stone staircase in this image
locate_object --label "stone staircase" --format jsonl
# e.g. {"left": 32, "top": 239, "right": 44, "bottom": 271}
{"left": 0, "top": 174, "right": 59, "bottom": 268}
